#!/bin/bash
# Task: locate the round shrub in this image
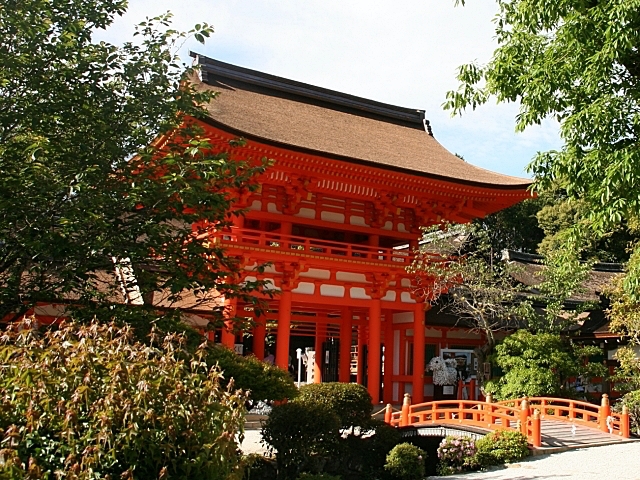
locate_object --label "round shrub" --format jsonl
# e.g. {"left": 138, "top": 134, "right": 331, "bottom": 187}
{"left": 261, "top": 401, "right": 341, "bottom": 479}
{"left": 436, "top": 436, "right": 477, "bottom": 475}
{"left": 241, "top": 453, "right": 277, "bottom": 480}
{"left": 207, "top": 345, "right": 298, "bottom": 403}
{"left": 474, "top": 430, "right": 529, "bottom": 466}
{"left": 0, "top": 319, "right": 246, "bottom": 480}
{"left": 619, "top": 390, "right": 640, "bottom": 436}
{"left": 296, "top": 382, "right": 372, "bottom": 429}
{"left": 384, "top": 443, "right": 426, "bottom": 480}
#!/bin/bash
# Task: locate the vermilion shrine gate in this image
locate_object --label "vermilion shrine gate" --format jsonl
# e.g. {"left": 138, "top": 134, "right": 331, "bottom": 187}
{"left": 188, "top": 55, "right": 532, "bottom": 404}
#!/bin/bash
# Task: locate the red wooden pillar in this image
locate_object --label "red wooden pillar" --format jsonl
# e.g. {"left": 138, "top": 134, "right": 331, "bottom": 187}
{"left": 253, "top": 315, "right": 266, "bottom": 361}
{"left": 412, "top": 302, "right": 425, "bottom": 403}
{"left": 357, "top": 324, "right": 366, "bottom": 385}
{"left": 368, "top": 298, "right": 382, "bottom": 404}
{"left": 314, "top": 322, "right": 325, "bottom": 383}
{"left": 383, "top": 318, "right": 394, "bottom": 404}
{"left": 276, "top": 289, "right": 292, "bottom": 370}
{"left": 221, "top": 297, "right": 236, "bottom": 348}
{"left": 339, "top": 308, "right": 352, "bottom": 383}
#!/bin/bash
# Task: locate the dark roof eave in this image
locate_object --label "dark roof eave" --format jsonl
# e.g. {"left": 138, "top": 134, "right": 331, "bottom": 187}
{"left": 198, "top": 115, "right": 532, "bottom": 193}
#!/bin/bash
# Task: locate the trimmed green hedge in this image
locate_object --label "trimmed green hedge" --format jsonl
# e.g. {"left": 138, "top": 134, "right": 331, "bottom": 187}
{"left": 296, "top": 382, "right": 372, "bottom": 429}
{"left": 475, "top": 430, "right": 529, "bottom": 466}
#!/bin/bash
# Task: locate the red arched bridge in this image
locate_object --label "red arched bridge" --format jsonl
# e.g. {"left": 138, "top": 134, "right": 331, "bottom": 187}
{"left": 384, "top": 394, "right": 632, "bottom": 451}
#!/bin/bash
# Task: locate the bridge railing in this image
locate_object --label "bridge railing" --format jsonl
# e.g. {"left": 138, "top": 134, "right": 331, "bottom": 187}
{"left": 497, "top": 394, "right": 630, "bottom": 438}
{"left": 384, "top": 393, "right": 630, "bottom": 447}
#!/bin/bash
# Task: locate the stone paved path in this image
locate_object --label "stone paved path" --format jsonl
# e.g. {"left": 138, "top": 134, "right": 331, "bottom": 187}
{"left": 428, "top": 442, "right": 640, "bottom": 480}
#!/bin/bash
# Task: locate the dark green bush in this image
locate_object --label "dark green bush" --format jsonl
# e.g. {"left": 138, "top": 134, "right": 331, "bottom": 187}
{"left": 296, "top": 474, "right": 341, "bottom": 480}
{"left": 241, "top": 454, "right": 278, "bottom": 480}
{"left": 261, "top": 401, "right": 341, "bottom": 479}
{"left": 384, "top": 443, "right": 426, "bottom": 480}
{"left": 618, "top": 390, "right": 640, "bottom": 436}
{"left": 208, "top": 345, "right": 298, "bottom": 402}
{"left": 0, "top": 319, "right": 245, "bottom": 480}
{"left": 474, "top": 430, "right": 529, "bottom": 466}
{"left": 296, "top": 383, "right": 372, "bottom": 429}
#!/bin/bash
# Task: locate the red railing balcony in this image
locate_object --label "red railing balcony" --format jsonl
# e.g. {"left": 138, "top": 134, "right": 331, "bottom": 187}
{"left": 214, "top": 227, "right": 413, "bottom": 266}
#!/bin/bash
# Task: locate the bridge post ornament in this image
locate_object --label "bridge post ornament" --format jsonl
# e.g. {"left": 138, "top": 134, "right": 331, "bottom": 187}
{"left": 401, "top": 393, "right": 411, "bottom": 427}
{"left": 531, "top": 409, "right": 542, "bottom": 447}
{"left": 385, "top": 404, "right": 392, "bottom": 424}
{"left": 599, "top": 394, "right": 611, "bottom": 433}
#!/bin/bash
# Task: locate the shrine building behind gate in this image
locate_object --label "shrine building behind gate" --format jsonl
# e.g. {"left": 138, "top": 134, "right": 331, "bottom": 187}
{"left": 190, "top": 54, "right": 531, "bottom": 404}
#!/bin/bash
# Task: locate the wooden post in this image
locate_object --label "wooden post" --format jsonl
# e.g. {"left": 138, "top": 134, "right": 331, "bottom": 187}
{"left": 599, "top": 394, "right": 611, "bottom": 433}
{"left": 385, "top": 403, "right": 392, "bottom": 424}
{"left": 520, "top": 399, "right": 530, "bottom": 436}
{"left": 339, "top": 308, "right": 352, "bottom": 383}
{"left": 383, "top": 319, "right": 394, "bottom": 404}
{"left": 469, "top": 378, "right": 476, "bottom": 401}
{"left": 368, "top": 299, "right": 382, "bottom": 404}
{"left": 486, "top": 393, "right": 495, "bottom": 425}
{"left": 457, "top": 379, "right": 464, "bottom": 400}
{"left": 357, "top": 325, "right": 365, "bottom": 385}
{"left": 253, "top": 316, "right": 266, "bottom": 361}
{"left": 531, "top": 409, "right": 542, "bottom": 447}
{"left": 275, "top": 289, "right": 292, "bottom": 370}
{"left": 221, "top": 298, "right": 236, "bottom": 348}
{"left": 621, "top": 405, "right": 630, "bottom": 438}
{"left": 412, "top": 302, "right": 425, "bottom": 403}
{"left": 401, "top": 393, "right": 411, "bottom": 427}
{"left": 314, "top": 323, "right": 325, "bottom": 383}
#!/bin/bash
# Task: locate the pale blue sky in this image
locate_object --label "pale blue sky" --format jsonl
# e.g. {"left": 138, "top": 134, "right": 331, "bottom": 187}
{"left": 97, "top": 0, "right": 562, "bottom": 179}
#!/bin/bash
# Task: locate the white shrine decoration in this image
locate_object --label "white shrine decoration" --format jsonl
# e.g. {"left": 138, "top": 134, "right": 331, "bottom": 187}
{"left": 427, "top": 357, "right": 458, "bottom": 386}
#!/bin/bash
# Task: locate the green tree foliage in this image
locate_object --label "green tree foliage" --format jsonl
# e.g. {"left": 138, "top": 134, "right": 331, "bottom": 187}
{"left": 0, "top": 318, "right": 246, "bottom": 480}
{"left": 0, "top": 0, "right": 268, "bottom": 325}
{"left": 446, "top": 0, "right": 640, "bottom": 296}
{"left": 485, "top": 330, "right": 606, "bottom": 400}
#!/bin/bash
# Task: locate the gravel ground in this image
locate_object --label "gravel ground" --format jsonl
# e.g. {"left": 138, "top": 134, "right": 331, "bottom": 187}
{"left": 429, "top": 442, "right": 640, "bottom": 480}
{"left": 239, "top": 431, "right": 640, "bottom": 479}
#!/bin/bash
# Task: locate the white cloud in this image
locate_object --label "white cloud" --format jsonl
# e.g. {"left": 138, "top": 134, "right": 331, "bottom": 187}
{"left": 95, "top": 0, "right": 563, "bottom": 178}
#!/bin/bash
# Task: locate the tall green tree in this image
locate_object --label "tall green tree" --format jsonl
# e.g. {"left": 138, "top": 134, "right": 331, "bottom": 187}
{"left": 0, "top": 0, "right": 267, "bottom": 325}
{"left": 446, "top": 0, "right": 640, "bottom": 295}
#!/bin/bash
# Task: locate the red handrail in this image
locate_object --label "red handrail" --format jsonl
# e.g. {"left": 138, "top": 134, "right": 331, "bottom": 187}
{"left": 215, "top": 227, "right": 414, "bottom": 265}
{"left": 385, "top": 394, "right": 630, "bottom": 446}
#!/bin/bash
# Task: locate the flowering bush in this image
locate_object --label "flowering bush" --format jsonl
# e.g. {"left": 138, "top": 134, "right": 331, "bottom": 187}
{"left": 0, "top": 319, "right": 246, "bottom": 480}
{"left": 436, "top": 436, "right": 477, "bottom": 475}
{"left": 474, "top": 430, "right": 529, "bottom": 466}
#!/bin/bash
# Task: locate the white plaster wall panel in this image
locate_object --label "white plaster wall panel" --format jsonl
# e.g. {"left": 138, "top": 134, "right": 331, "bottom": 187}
{"left": 426, "top": 328, "right": 443, "bottom": 338}
{"left": 292, "top": 282, "right": 315, "bottom": 295}
{"left": 382, "top": 221, "right": 393, "bottom": 230}
{"left": 405, "top": 383, "right": 413, "bottom": 395}
{"left": 350, "top": 287, "right": 371, "bottom": 299}
{"left": 243, "top": 276, "right": 257, "bottom": 283}
{"left": 249, "top": 200, "right": 262, "bottom": 211}
{"left": 425, "top": 384, "right": 434, "bottom": 397}
{"left": 244, "top": 263, "right": 258, "bottom": 271}
{"left": 401, "top": 292, "right": 416, "bottom": 303}
{"left": 401, "top": 278, "right": 412, "bottom": 288}
{"left": 398, "top": 222, "right": 407, "bottom": 233}
{"left": 296, "top": 208, "right": 316, "bottom": 219}
{"left": 321, "top": 211, "right": 345, "bottom": 223}
{"left": 406, "top": 329, "right": 414, "bottom": 337}
{"left": 393, "top": 311, "right": 413, "bottom": 324}
{"left": 393, "top": 382, "right": 399, "bottom": 402}
{"left": 267, "top": 202, "right": 281, "bottom": 213}
{"left": 447, "top": 330, "right": 481, "bottom": 339}
{"left": 393, "top": 330, "right": 400, "bottom": 375}
{"left": 320, "top": 284, "right": 346, "bottom": 297}
{"left": 299, "top": 268, "right": 331, "bottom": 280}
{"left": 381, "top": 290, "right": 396, "bottom": 302}
{"left": 336, "top": 272, "right": 368, "bottom": 283}
{"left": 350, "top": 215, "right": 367, "bottom": 226}
{"left": 388, "top": 281, "right": 397, "bottom": 287}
